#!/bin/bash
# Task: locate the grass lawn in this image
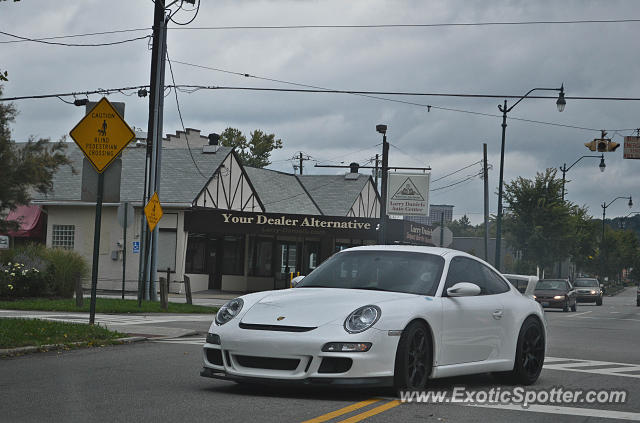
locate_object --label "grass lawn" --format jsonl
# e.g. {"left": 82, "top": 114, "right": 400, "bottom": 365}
{"left": 0, "top": 318, "right": 126, "bottom": 349}
{"left": 0, "top": 298, "right": 218, "bottom": 314}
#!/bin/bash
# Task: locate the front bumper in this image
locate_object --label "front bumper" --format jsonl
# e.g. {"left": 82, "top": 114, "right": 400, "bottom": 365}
{"left": 535, "top": 298, "right": 567, "bottom": 309}
{"left": 200, "top": 367, "right": 393, "bottom": 387}
{"left": 576, "top": 293, "right": 601, "bottom": 302}
{"left": 201, "top": 322, "right": 400, "bottom": 385}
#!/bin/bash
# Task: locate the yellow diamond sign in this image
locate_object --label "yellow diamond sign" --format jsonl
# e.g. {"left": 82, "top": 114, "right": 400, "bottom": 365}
{"left": 69, "top": 97, "right": 136, "bottom": 173}
{"left": 144, "top": 192, "right": 163, "bottom": 231}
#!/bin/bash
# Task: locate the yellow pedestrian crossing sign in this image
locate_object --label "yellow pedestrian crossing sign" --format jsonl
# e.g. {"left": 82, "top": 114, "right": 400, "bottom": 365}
{"left": 144, "top": 192, "right": 163, "bottom": 231}
{"left": 69, "top": 97, "right": 136, "bottom": 173}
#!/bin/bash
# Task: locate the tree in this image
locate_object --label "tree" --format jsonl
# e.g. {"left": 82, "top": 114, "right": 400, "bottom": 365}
{"left": 502, "top": 168, "right": 588, "bottom": 276}
{"left": 219, "top": 127, "right": 283, "bottom": 168}
{"left": 0, "top": 86, "right": 71, "bottom": 233}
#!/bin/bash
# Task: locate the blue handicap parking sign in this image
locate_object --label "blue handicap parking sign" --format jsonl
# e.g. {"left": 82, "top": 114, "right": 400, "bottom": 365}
{"left": 132, "top": 241, "right": 140, "bottom": 254}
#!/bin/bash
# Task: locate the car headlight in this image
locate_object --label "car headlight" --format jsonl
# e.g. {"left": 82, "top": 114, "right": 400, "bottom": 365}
{"left": 344, "top": 305, "right": 381, "bottom": 334}
{"left": 553, "top": 295, "right": 564, "bottom": 300}
{"left": 590, "top": 290, "right": 597, "bottom": 294}
{"left": 215, "top": 298, "right": 244, "bottom": 326}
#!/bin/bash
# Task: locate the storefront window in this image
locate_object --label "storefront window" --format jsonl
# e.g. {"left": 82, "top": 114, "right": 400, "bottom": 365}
{"left": 280, "top": 243, "right": 297, "bottom": 274}
{"left": 185, "top": 236, "right": 206, "bottom": 274}
{"left": 222, "top": 236, "right": 244, "bottom": 275}
{"left": 249, "top": 237, "right": 273, "bottom": 277}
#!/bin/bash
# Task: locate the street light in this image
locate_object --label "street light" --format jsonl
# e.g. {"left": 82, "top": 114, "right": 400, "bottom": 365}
{"left": 494, "top": 84, "right": 566, "bottom": 271}
{"left": 376, "top": 124, "right": 389, "bottom": 245}
{"left": 559, "top": 154, "right": 605, "bottom": 200}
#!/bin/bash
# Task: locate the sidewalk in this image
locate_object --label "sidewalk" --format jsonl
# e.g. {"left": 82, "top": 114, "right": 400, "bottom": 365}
{"left": 95, "top": 289, "right": 238, "bottom": 307}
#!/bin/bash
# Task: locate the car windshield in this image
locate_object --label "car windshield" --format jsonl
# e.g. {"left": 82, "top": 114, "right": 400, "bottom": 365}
{"left": 574, "top": 279, "right": 599, "bottom": 287}
{"left": 536, "top": 280, "right": 569, "bottom": 290}
{"left": 297, "top": 250, "right": 445, "bottom": 296}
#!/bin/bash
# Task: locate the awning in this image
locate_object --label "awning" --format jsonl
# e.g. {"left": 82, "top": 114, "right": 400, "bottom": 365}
{"left": 5, "top": 205, "right": 45, "bottom": 238}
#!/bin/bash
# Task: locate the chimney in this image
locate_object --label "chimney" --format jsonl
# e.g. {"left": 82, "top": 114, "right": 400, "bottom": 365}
{"left": 203, "top": 133, "right": 220, "bottom": 154}
{"left": 345, "top": 162, "right": 360, "bottom": 180}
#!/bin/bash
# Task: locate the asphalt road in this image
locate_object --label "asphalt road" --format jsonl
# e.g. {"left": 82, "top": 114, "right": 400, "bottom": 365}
{"left": 1, "top": 288, "right": 639, "bottom": 422}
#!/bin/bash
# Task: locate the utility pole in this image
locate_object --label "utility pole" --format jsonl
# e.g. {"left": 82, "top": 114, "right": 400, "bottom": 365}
{"left": 315, "top": 126, "right": 430, "bottom": 246}
{"left": 142, "top": 0, "right": 168, "bottom": 301}
{"left": 379, "top": 127, "right": 389, "bottom": 244}
{"left": 483, "top": 143, "right": 489, "bottom": 262}
{"left": 374, "top": 154, "right": 380, "bottom": 186}
{"left": 292, "top": 152, "right": 311, "bottom": 175}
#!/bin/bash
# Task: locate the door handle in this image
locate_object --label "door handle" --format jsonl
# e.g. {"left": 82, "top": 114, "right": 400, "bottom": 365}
{"left": 492, "top": 310, "right": 503, "bottom": 320}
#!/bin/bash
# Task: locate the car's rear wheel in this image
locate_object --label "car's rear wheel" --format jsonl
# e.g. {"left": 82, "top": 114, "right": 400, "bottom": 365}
{"left": 394, "top": 321, "right": 432, "bottom": 391}
{"left": 494, "top": 316, "right": 545, "bottom": 385}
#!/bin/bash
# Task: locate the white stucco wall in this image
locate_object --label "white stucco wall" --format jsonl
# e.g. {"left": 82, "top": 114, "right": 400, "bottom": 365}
{"left": 45, "top": 204, "right": 188, "bottom": 293}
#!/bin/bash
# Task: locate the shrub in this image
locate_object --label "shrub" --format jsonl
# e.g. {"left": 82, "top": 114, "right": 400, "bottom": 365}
{"left": 0, "top": 261, "right": 49, "bottom": 298}
{"left": 43, "top": 248, "right": 88, "bottom": 298}
{"left": 0, "top": 243, "right": 88, "bottom": 299}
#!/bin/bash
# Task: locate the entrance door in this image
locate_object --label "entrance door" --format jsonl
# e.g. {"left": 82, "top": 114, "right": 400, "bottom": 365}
{"left": 207, "top": 238, "right": 223, "bottom": 290}
{"left": 277, "top": 241, "right": 297, "bottom": 289}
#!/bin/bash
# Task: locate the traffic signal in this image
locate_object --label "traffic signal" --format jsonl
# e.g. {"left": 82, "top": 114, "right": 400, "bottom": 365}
{"left": 585, "top": 130, "right": 620, "bottom": 152}
{"left": 607, "top": 141, "right": 620, "bottom": 151}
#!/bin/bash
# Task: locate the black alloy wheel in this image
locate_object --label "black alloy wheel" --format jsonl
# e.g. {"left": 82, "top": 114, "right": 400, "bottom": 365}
{"left": 495, "top": 316, "right": 545, "bottom": 385}
{"left": 394, "top": 321, "right": 432, "bottom": 391}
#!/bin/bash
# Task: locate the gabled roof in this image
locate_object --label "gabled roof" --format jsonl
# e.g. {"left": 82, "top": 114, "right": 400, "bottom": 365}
{"left": 243, "top": 167, "right": 320, "bottom": 214}
{"left": 297, "top": 174, "right": 370, "bottom": 216}
{"left": 31, "top": 144, "right": 233, "bottom": 205}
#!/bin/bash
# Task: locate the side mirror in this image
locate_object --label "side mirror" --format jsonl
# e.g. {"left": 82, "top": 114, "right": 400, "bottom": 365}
{"left": 446, "top": 282, "right": 481, "bottom": 297}
{"left": 291, "top": 275, "right": 305, "bottom": 288}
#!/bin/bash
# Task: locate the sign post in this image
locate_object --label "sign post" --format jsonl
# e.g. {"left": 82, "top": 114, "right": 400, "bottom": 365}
{"left": 69, "top": 97, "right": 135, "bottom": 324}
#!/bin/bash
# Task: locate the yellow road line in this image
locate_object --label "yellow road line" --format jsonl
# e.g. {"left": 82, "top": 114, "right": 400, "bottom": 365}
{"left": 336, "top": 400, "right": 402, "bottom": 423}
{"left": 301, "top": 398, "right": 381, "bottom": 423}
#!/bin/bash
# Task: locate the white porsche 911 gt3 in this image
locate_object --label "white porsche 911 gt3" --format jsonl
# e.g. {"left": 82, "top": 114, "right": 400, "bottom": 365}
{"left": 201, "top": 246, "right": 547, "bottom": 390}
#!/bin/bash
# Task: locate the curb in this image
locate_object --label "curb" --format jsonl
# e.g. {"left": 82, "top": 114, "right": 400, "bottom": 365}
{"left": 0, "top": 336, "right": 147, "bottom": 358}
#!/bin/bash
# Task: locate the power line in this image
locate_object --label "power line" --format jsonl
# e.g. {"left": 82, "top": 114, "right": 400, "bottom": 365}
{"left": 0, "top": 28, "right": 151, "bottom": 44}
{"left": 431, "top": 170, "right": 484, "bottom": 191}
{"left": 2, "top": 17, "right": 638, "bottom": 45}
{"left": 165, "top": 61, "right": 640, "bottom": 131}
{"left": 0, "top": 30, "right": 151, "bottom": 47}
{"left": 2, "top": 83, "right": 638, "bottom": 134}
{"left": 176, "top": 18, "right": 640, "bottom": 30}
{"left": 166, "top": 51, "right": 208, "bottom": 179}
{"left": 432, "top": 160, "right": 483, "bottom": 182}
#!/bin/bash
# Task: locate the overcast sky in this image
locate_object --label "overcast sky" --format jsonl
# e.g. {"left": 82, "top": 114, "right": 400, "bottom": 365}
{"left": 2, "top": 0, "right": 640, "bottom": 223}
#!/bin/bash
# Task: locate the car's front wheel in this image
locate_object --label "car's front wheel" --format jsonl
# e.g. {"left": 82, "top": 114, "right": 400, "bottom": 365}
{"left": 394, "top": 321, "right": 432, "bottom": 391}
{"left": 571, "top": 301, "right": 577, "bottom": 312}
{"left": 495, "top": 316, "right": 545, "bottom": 385}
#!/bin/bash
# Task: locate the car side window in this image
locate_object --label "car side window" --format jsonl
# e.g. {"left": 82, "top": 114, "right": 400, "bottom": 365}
{"left": 444, "top": 257, "right": 476, "bottom": 292}
{"left": 478, "top": 265, "right": 511, "bottom": 295}
{"left": 444, "top": 257, "right": 509, "bottom": 296}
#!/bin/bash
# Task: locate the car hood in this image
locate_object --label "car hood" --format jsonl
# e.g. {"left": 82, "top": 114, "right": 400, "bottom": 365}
{"left": 534, "top": 289, "right": 567, "bottom": 297}
{"left": 240, "top": 287, "right": 414, "bottom": 328}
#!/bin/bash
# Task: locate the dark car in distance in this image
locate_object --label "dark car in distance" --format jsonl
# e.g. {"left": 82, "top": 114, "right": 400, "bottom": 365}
{"left": 534, "top": 279, "right": 577, "bottom": 312}
{"left": 574, "top": 278, "right": 603, "bottom": 306}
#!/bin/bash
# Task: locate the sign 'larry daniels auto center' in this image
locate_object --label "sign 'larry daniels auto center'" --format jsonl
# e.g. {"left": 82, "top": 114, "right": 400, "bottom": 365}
{"left": 386, "top": 173, "right": 430, "bottom": 216}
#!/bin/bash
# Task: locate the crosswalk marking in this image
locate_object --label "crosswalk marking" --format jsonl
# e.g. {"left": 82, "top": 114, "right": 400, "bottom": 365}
{"left": 8, "top": 313, "right": 214, "bottom": 327}
{"left": 545, "top": 356, "right": 640, "bottom": 378}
